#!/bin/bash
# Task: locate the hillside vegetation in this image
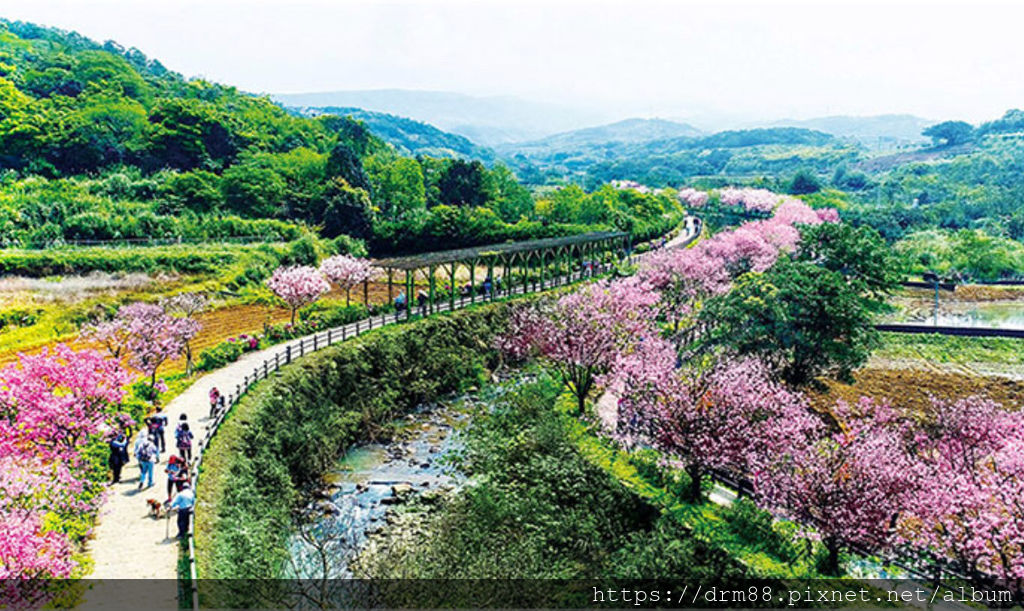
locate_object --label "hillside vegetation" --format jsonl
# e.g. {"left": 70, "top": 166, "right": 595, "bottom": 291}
{"left": 0, "top": 21, "right": 681, "bottom": 262}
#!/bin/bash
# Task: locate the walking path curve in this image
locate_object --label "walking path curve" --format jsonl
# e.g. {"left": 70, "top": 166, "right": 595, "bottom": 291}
{"left": 80, "top": 219, "right": 700, "bottom": 608}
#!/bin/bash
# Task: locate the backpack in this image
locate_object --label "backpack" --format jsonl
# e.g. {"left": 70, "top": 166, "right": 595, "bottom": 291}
{"left": 138, "top": 443, "right": 156, "bottom": 462}
{"left": 176, "top": 427, "right": 193, "bottom": 448}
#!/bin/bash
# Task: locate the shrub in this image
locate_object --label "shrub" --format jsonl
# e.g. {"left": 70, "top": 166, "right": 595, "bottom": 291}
{"left": 196, "top": 334, "right": 262, "bottom": 372}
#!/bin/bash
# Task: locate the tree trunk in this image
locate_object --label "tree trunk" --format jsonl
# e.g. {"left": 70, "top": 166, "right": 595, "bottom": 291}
{"left": 823, "top": 538, "right": 841, "bottom": 576}
{"left": 686, "top": 464, "right": 703, "bottom": 502}
{"left": 290, "top": 307, "right": 297, "bottom": 325}
{"left": 346, "top": 288, "right": 351, "bottom": 308}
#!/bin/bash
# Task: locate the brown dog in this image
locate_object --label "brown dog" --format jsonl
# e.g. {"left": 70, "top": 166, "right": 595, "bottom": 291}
{"left": 146, "top": 498, "right": 166, "bottom": 519}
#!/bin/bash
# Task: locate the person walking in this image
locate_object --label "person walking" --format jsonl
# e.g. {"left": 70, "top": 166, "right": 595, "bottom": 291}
{"left": 108, "top": 431, "right": 129, "bottom": 484}
{"left": 145, "top": 406, "right": 168, "bottom": 455}
{"left": 416, "top": 290, "right": 428, "bottom": 316}
{"left": 136, "top": 433, "right": 158, "bottom": 489}
{"left": 208, "top": 387, "right": 221, "bottom": 418}
{"left": 176, "top": 422, "right": 194, "bottom": 462}
{"left": 167, "top": 482, "right": 195, "bottom": 539}
{"left": 165, "top": 455, "right": 189, "bottom": 502}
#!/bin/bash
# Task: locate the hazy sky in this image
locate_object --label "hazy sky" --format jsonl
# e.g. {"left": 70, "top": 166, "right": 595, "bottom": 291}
{"left": 1, "top": 0, "right": 1021, "bottom": 125}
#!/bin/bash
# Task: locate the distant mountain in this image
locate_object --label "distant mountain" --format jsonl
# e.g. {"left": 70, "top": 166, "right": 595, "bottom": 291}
{"left": 764, "top": 114, "right": 935, "bottom": 148}
{"left": 498, "top": 118, "right": 702, "bottom": 156}
{"left": 272, "top": 89, "right": 610, "bottom": 146}
{"left": 294, "top": 106, "right": 495, "bottom": 161}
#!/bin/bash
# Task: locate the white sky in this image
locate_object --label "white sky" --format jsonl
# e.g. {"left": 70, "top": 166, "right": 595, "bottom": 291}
{"left": 0, "top": 0, "right": 1021, "bottom": 124}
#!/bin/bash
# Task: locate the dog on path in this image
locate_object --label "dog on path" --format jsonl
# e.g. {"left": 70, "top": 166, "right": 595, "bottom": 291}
{"left": 146, "top": 498, "right": 167, "bottom": 519}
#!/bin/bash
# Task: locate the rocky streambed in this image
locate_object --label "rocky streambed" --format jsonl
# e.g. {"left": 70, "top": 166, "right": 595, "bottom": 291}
{"left": 286, "top": 398, "right": 472, "bottom": 578}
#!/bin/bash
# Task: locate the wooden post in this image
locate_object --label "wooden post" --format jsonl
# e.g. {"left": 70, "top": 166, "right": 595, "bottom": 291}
{"left": 286, "top": 346, "right": 291, "bottom": 364}
{"left": 448, "top": 263, "right": 457, "bottom": 312}
{"left": 486, "top": 259, "right": 494, "bottom": 300}
{"left": 428, "top": 264, "right": 436, "bottom": 314}
{"left": 405, "top": 268, "right": 413, "bottom": 321}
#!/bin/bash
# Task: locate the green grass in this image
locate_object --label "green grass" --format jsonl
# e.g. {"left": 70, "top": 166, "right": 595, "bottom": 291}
{"left": 875, "top": 332, "right": 1024, "bottom": 365}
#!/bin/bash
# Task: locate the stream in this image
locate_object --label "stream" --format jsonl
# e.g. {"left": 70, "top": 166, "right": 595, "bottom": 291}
{"left": 285, "top": 398, "right": 470, "bottom": 579}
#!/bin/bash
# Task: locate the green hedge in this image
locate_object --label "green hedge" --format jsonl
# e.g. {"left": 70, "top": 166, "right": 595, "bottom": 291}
{"left": 0, "top": 243, "right": 277, "bottom": 277}
{"left": 194, "top": 302, "right": 514, "bottom": 580}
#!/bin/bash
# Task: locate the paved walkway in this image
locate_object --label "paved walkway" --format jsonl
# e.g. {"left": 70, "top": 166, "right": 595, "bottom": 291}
{"left": 80, "top": 219, "right": 700, "bottom": 607}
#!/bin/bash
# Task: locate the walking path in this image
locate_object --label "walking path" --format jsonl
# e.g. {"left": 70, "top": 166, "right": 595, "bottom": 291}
{"left": 80, "top": 219, "right": 699, "bottom": 607}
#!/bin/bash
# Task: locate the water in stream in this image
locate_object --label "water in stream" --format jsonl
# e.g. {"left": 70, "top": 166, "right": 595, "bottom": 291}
{"left": 286, "top": 399, "right": 470, "bottom": 579}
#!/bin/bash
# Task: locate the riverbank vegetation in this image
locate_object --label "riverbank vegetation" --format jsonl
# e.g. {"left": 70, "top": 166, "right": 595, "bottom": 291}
{"left": 194, "top": 303, "right": 513, "bottom": 583}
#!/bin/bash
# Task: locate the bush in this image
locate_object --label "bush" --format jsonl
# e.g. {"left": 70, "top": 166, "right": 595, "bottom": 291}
{"left": 196, "top": 334, "right": 262, "bottom": 371}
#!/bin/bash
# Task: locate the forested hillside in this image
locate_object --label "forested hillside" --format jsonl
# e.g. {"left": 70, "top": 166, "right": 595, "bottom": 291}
{"left": 0, "top": 21, "right": 681, "bottom": 255}
{"left": 291, "top": 106, "right": 496, "bottom": 162}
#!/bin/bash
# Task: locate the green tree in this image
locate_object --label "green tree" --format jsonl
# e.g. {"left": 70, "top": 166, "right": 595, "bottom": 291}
{"left": 325, "top": 144, "right": 371, "bottom": 194}
{"left": 222, "top": 161, "right": 286, "bottom": 218}
{"left": 321, "top": 178, "right": 373, "bottom": 239}
{"left": 437, "top": 159, "right": 494, "bottom": 207}
{"left": 700, "top": 258, "right": 879, "bottom": 386}
{"left": 922, "top": 120, "right": 974, "bottom": 147}
{"left": 794, "top": 222, "right": 902, "bottom": 305}
{"left": 162, "top": 170, "right": 223, "bottom": 213}
{"left": 364, "top": 153, "right": 426, "bottom": 220}
{"left": 787, "top": 169, "right": 822, "bottom": 195}
{"left": 489, "top": 163, "right": 533, "bottom": 222}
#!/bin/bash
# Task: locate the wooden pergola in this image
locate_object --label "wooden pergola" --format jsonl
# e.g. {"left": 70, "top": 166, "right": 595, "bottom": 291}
{"left": 374, "top": 231, "right": 630, "bottom": 320}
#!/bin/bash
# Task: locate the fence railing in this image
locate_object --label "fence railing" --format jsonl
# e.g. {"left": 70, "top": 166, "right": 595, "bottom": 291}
{"left": 874, "top": 323, "right": 1024, "bottom": 339}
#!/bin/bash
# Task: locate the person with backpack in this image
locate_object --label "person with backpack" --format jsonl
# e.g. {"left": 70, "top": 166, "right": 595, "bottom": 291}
{"left": 136, "top": 433, "right": 158, "bottom": 489}
{"left": 108, "top": 431, "right": 129, "bottom": 484}
{"left": 176, "top": 422, "right": 194, "bottom": 462}
{"left": 208, "top": 387, "right": 221, "bottom": 418}
{"left": 165, "top": 455, "right": 189, "bottom": 502}
{"left": 145, "top": 406, "right": 168, "bottom": 454}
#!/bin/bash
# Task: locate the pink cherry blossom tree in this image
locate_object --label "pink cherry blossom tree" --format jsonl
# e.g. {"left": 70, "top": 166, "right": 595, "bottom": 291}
{"left": 618, "top": 355, "right": 821, "bottom": 501}
{"left": 0, "top": 344, "right": 132, "bottom": 454}
{"left": 320, "top": 254, "right": 374, "bottom": 307}
{"left": 718, "top": 187, "right": 781, "bottom": 213}
{"left": 677, "top": 187, "right": 709, "bottom": 208}
{"left": 897, "top": 397, "right": 1024, "bottom": 581}
{"left": 0, "top": 345, "right": 131, "bottom": 581}
{"left": 497, "top": 280, "right": 659, "bottom": 415}
{"left": 755, "top": 397, "right": 918, "bottom": 575}
{"left": 86, "top": 302, "right": 200, "bottom": 387}
{"left": 160, "top": 292, "right": 209, "bottom": 376}
{"left": 266, "top": 265, "right": 331, "bottom": 324}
